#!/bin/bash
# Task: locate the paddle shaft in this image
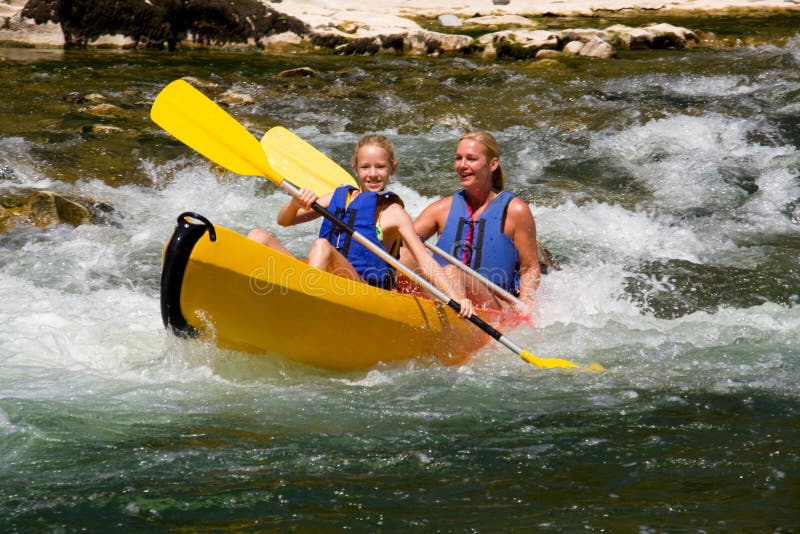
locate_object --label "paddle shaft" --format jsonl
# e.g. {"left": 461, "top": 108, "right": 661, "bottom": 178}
{"left": 279, "top": 181, "right": 528, "bottom": 356}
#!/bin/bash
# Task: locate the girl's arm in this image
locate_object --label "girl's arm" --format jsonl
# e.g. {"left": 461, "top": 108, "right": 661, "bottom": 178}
{"left": 277, "top": 189, "right": 332, "bottom": 227}
{"left": 386, "top": 204, "right": 473, "bottom": 318}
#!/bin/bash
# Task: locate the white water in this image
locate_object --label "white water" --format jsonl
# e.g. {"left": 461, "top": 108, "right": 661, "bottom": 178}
{"left": 2, "top": 118, "right": 798, "bottom": 402}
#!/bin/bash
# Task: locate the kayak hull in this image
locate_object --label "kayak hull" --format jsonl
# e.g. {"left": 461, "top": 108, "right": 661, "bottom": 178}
{"left": 161, "top": 213, "right": 525, "bottom": 370}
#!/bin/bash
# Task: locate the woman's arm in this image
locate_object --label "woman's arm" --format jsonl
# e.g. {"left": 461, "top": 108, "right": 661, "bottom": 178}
{"left": 411, "top": 197, "right": 451, "bottom": 240}
{"left": 505, "top": 198, "right": 541, "bottom": 305}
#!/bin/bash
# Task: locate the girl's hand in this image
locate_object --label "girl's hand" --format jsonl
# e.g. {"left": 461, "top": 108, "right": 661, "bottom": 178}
{"left": 292, "top": 188, "right": 318, "bottom": 209}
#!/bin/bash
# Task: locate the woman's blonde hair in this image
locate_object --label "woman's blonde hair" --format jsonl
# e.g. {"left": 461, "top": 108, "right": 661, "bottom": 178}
{"left": 458, "top": 131, "right": 505, "bottom": 191}
{"left": 351, "top": 134, "right": 398, "bottom": 170}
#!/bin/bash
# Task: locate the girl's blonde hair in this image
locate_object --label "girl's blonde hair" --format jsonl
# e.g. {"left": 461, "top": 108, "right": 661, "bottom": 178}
{"left": 351, "top": 134, "right": 398, "bottom": 169}
{"left": 458, "top": 131, "right": 505, "bottom": 191}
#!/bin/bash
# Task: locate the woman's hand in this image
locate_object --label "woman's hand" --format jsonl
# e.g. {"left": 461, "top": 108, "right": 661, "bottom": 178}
{"left": 456, "top": 297, "right": 473, "bottom": 318}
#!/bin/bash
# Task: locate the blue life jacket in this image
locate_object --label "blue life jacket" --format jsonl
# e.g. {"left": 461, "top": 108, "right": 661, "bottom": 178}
{"left": 434, "top": 190, "right": 520, "bottom": 292}
{"left": 318, "top": 185, "right": 399, "bottom": 289}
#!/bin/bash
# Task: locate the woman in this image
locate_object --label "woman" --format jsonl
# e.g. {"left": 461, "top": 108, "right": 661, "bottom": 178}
{"left": 248, "top": 134, "right": 474, "bottom": 318}
{"left": 403, "top": 131, "right": 540, "bottom": 311}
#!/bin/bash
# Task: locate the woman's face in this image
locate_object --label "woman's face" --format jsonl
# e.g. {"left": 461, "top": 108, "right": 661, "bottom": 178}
{"left": 354, "top": 144, "right": 395, "bottom": 193}
{"left": 453, "top": 138, "right": 498, "bottom": 189}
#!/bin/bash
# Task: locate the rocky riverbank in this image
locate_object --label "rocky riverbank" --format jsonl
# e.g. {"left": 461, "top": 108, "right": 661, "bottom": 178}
{"left": 1, "top": 0, "right": 799, "bottom": 58}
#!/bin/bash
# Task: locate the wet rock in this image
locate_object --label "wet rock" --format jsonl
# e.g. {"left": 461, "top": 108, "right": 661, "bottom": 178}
{"left": 80, "top": 103, "right": 127, "bottom": 119}
{"left": 30, "top": 191, "right": 92, "bottom": 227}
{"left": 84, "top": 93, "right": 107, "bottom": 103}
{"left": 82, "top": 124, "right": 125, "bottom": 135}
{"left": 63, "top": 92, "right": 86, "bottom": 103}
{"left": 218, "top": 90, "right": 255, "bottom": 106}
{"left": 276, "top": 67, "right": 319, "bottom": 78}
{"left": 0, "top": 189, "right": 106, "bottom": 232}
{"left": 181, "top": 76, "right": 219, "bottom": 89}
{"left": 537, "top": 241, "right": 561, "bottom": 274}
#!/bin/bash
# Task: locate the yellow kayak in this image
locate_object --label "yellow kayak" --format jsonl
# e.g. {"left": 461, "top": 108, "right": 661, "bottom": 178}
{"left": 161, "top": 212, "right": 527, "bottom": 370}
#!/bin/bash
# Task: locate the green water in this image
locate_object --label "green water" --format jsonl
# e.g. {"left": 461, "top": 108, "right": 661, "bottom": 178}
{"left": 1, "top": 14, "right": 800, "bottom": 530}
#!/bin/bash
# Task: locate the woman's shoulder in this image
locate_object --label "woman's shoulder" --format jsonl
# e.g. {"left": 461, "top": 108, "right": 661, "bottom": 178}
{"left": 506, "top": 195, "right": 532, "bottom": 212}
{"left": 504, "top": 196, "right": 534, "bottom": 223}
{"left": 425, "top": 194, "right": 454, "bottom": 213}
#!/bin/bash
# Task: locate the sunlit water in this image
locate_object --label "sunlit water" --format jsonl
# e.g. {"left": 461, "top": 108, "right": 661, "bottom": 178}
{"left": 1, "top": 25, "right": 799, "bottom": 530}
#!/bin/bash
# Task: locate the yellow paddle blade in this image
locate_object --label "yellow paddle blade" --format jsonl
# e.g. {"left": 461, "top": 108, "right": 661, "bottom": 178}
{"left": 519, "top": 349, "right": 602, "bottom": 371}
{"left": 261, "top": 126, "right": 358, "bottom": 196}
{"left": 150, "top": 79, "right": 281, "bottom": 183}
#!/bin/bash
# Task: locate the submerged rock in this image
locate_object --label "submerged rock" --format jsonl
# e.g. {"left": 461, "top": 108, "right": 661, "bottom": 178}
{"left": 29, "top": 191, "right": 91, "bottom": 227}
{"left": 0, "top": 189, "right": 106, "bottom": 232}
{"left": 537, "top": 241, "right": 561, "bottom": 274}
{"left": 276, "top": 67, "right": 319, "bottom": 78}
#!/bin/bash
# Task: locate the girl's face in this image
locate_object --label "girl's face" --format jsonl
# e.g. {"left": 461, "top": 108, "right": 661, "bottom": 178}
{"left": 354, "top": 145, "right": 395, "bottom": 193}
{"left": 453, "top": 139, "right": 498, "bottom": 188}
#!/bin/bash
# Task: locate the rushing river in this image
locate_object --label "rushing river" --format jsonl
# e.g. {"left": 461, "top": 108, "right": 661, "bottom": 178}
{"left": 2, "top": 17, "right": 799, "bottom": 530}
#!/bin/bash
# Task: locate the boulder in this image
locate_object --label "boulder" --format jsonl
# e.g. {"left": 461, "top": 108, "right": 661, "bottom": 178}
{"left": 30, "top": 191, "right": 92, "bottom": 227}
{"left": 646, "top": 23, "right": 699, "bottom": 49}
{"left": 604, "top": 24, "right": 654, "bottom": 50}
{"left": 562, "top": 40, "right": 584, "bottom": 56}
{"left": 478, "top": 29, "right": 559, "bottom": 59}
{"left": 0, "top": 190, "right": 100, "bottom": 232}
{"left": 558, "top": 28, "right": 607, "bottom": 45}
{"left": 579, "top": 37, "right": 615, "bottom": 58}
